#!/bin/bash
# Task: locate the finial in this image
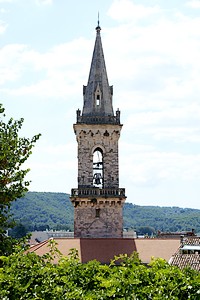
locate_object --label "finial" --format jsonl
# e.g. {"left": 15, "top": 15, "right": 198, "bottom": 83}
{"left": 96, "top": 12, "right": 101, "bottom": 33}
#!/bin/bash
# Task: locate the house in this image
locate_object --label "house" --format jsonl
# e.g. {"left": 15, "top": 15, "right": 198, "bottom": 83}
{"left": 169, "top": 236, "right": 200, "bottom": 271}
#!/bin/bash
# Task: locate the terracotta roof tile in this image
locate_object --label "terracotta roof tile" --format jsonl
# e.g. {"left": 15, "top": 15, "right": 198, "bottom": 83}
{"left": 170, "top": 254, "right": 200, "bottom": 271}
{"left": 135, "top": 239, "right": 180, "bottom": 264}
{"left": 28, "top": 238, "right": 180, "bottom": 264}
{"left": 169, "top": 236, "right": 200, "bottom": 270}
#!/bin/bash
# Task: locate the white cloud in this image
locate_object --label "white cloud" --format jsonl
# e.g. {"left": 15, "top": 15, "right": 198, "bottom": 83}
{"left": 0, "top": 38, "right": 91, "bottom": 97}
{"left": 0, "top": 0, "right": 13, "bottom": 3}
{"left": 24, "top": 140, "right": 77, "bottom": 193}
{"left": 2, "top": 7, "right": 200, "bottom": 105}
{"left": 21, "top": 38, "right": 91, "bottom": 71}
{"left": 35, "top": 0, "right": 52, "bottom": 5}
{"left": 186, "top": 0, "right": 200, "bottom": 8}
{"left": 124, "top": 102, "right": 200, "bottom": 143}
{"left": 0, "top": 44, "right": 27, "bottom": 84}
{"left": 120, "top": 142, "right": 200, "bottom": 187}
{"left": 0, "top": 8, "right": 8, "bottom": 13}
{"left": 0, "top": 20, "right": 7, "bottom": 34}
{"left": 101, "top": 5, "right": 200, "bottom": 151}
{"left": 107, "top": 0, "right": 161, "bottom": 22}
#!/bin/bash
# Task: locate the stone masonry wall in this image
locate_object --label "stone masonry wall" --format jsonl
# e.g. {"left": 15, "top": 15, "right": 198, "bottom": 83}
{"left": 72, "top": 123, "right": 125, "bottom": 238}
{"left": 74, "top": 123, "right": 122, "bottom": 188}
{"left": 74, "top": 198, "right": 124, "bottom": 238}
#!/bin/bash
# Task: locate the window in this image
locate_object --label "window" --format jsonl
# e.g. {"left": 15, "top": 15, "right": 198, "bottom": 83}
{"left": 95, "top": 84, "right": 101, "bottom": 106}
{"left": 93, "top": 148, "right": 103, "bottom": 187}
{"left": 96, "top": 208, "right": 100, "bottom": 218}
{"left": 96, "top": 94, "right": 100, "bottom": 106}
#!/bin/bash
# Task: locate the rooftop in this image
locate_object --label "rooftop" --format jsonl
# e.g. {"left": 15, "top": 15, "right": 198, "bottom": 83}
{"left": 28, "top": 237, "right": 180, "bottom": 265}
{"left": 169, "top": 236, "right": 200, "bottom": 271}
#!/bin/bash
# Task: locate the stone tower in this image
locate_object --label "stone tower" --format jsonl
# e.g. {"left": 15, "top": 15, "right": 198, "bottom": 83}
{"left": 70, "top": 22, "right": 126, "bottom": 238}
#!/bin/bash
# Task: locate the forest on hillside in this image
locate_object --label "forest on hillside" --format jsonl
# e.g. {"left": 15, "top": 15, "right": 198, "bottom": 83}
{"left": 10, "top": 192, "right": 200, "bottom": 236}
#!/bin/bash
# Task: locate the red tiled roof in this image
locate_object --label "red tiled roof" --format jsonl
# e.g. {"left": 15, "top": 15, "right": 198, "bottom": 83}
{"left": 170, "top": 254, "right": 200, "bottom": 271}
{"left": 135, "top": 238, "right": 179, "bottom": 264}
{"left": 181, "top": 237, "right": 200, "bottom": 246}
{"left": 169, "top": 236, "right": 200, "bottom": 270}
{"left": 28, "top": 238, "right": 180, "bottom": 264}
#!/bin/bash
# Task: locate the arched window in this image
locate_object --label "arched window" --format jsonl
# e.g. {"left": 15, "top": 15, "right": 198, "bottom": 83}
{"left": 96, "top": 94, "right": 100, "bottom": 106}
{"left": 95, "top": 83, "right": 101, "bottom": 107}
{"left": 93, "top": 148, "right": 103, "bottom": 188}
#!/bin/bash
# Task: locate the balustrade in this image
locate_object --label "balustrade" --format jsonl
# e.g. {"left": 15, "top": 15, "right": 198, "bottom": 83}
{"left": 71, "top": 187, "right": 125, "bottom": 198}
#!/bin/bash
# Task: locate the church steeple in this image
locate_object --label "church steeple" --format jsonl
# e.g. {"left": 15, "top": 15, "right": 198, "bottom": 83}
{"left": 71, "top": 23, "right": 126, "bottom": 238}
{"left": 77, "top": 22, "right": 120, "bottom": 124}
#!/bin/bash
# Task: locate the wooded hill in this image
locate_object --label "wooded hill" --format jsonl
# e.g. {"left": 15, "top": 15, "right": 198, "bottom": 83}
{"left": 10, "top": 192, "right": 200, "bottom": 235}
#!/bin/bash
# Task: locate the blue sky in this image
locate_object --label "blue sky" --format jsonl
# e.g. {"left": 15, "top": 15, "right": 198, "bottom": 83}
{"left": 1, "top": 0, "right": 200, "bottom": 209}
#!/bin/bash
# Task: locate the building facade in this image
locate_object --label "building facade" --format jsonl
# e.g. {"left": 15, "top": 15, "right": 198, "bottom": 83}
{"left": 70, "top": 23, "right": 126, "bottom": 238}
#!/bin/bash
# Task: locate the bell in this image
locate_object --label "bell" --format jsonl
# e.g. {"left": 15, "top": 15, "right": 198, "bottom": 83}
{"left": 93, "top": 173, "right": 102, "bottom": 185}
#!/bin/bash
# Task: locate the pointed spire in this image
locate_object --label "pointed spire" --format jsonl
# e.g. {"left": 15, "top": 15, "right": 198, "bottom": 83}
{"left": 96, "top": 12, "right": 101, "bottom": 33}
{"left": 80, "top": 21, "right": 116, "bottom": 123}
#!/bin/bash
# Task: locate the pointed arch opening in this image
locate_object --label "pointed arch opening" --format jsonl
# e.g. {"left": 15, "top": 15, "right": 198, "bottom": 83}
{"left": 96, "top": 94, "right": 100, "bottom": 106}
{"left": 93, "top": 147, "right": 103, "bottom": 188}
{"left": 95, "top": 83, "right": 101, "bottom": 107}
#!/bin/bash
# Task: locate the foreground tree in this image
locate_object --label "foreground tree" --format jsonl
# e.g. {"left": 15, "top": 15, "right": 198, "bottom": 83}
{"left": 0, "top": 104, "right": 41, "bottom": 255}
{"left": 0, "top": 244, "right": 199, "bottom": 299}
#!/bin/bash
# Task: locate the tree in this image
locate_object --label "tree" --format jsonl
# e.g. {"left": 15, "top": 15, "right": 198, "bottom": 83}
{"left": 0, "top": 104, "right": 41, "bottom": 255}
{"left": 137, "top": 226, "right": 155, "bottom": 236}
{"left": 0, "top": 244, "right": 199, "bottom": 299}
{"left": 9, "top": 223, "right": 28, "bottom": 239}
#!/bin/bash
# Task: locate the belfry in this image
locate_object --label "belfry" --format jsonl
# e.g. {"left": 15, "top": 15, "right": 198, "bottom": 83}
{"left": 70, "top": 22, "right": 126, "bottom": 238}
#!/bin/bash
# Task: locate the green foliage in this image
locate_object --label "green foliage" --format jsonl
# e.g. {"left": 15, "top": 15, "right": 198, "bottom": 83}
{"left": 136, "top": 226, "right": 155, "bottom": 236}
{"left": 11, "top": 192, "right": 74, "bottom": 232}
{"left": 9, "top": 223, "right": 28, "bottom": 239}
{"left": 0, "top": 104, "right": 41, "bottom": 255}
{"left": 0, "top": 244, "right": 199, "bottom": 299}
{"left": 10, "top": 192, "right": 200, "bottom": 234}
{"left": 124, "top": 203, "right": 200, "bottom": 234}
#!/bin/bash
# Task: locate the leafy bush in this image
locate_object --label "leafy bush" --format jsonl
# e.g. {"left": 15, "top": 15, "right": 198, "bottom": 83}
{"left": 0, "top": 241, "right": 199, "bottom": 299}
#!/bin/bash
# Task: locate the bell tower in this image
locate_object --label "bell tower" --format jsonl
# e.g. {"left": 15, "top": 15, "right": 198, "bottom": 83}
{"left": 70, "top": 22, "right": 126, "bottom": 238}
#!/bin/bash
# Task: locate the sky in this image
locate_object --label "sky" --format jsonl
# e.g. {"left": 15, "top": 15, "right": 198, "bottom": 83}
{"left": 1, "top": 0, "right": 200, "bottom": 209}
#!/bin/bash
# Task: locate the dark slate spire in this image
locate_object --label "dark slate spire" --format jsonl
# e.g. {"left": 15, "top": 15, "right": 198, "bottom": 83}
{"left": 76, "top": 21, "right": 121, "bottom": 124}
